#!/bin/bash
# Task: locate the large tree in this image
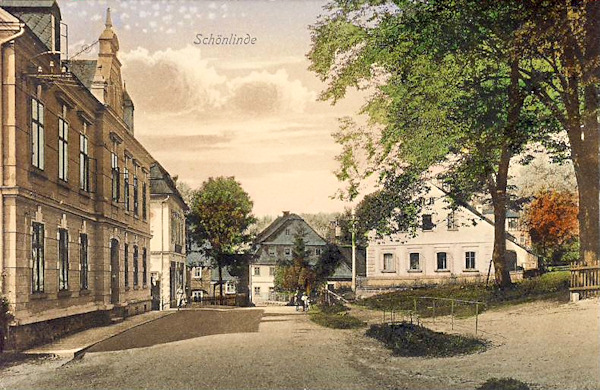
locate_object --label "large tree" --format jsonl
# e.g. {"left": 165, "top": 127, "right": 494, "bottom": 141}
{"left": 523, "top": 190, "right": 580, "bottom": 269}
{"left": 188, "top": 177, "right": 255, "bottom": 303}
{"left": 309, "top": 0, "right": 556, "bottom": 286}
{"left": 514, "top": 1, "right": 600, "bottom": 266}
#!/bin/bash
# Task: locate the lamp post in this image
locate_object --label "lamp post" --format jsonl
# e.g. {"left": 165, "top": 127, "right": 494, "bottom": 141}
{"left": 350, "top": 208, "right": 357, "bottom": 292}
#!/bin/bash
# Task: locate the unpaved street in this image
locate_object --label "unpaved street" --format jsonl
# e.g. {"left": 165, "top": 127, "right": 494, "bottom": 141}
{"left": 0, "top": 307, "right": 382, "bottom": 390}
{"left": 0, "top": 300, "right": 598, "bottom": 390}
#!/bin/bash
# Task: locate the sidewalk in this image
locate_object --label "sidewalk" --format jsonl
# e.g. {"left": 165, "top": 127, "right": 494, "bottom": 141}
{"left": 25, "top": 310, "right": 174, "bottom": 358}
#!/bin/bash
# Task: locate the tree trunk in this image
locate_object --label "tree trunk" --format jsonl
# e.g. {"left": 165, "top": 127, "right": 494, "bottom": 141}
{"left": 218, "top": 264, "right": 224, "bottom": 305}
{"left": 490, "top": 143, "right": 512, "bottom": 288}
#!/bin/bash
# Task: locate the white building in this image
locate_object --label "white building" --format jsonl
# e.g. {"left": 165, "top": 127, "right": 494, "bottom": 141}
{"left": 362, "top": 185, "right": 537, "bottom": 290}
{"left": 149, "top": 162, "right": 188, "bottom": 309}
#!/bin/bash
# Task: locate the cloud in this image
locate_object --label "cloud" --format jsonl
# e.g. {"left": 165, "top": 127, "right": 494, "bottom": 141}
{"left": 120, "top": 46, "right": 316, "bottom": 117}
{"left": 120, "top": 46, "right": 226, "bottom": 113}
{"left": 227, "top": 69, "right": 315, "bottom": 115}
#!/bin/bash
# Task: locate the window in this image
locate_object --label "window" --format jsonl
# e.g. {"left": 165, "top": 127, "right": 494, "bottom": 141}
{"left": 123, "top": 167, "right": 130, "bottom": 211}
{"left": 142, "top": 248, "right": 147, "bottom": 285}
{"left": 58, "top": 111, "right": 68, "bottom": 181}
{"left": 254, "top": 286, "right": 261, "bottom": 295}
{"left": 226, "top": 281, "right": 236, "bottom": 294}
{"left": 133, "top": 246, "right": 139, "bottom": 287}
{"left": 315, "top": 248, "right": 322, "bottom": 256}
{"left": 465, "top": 252, "right": 476, "bottom": 269}
{"left": 422, "top": 214, "right": 434, "bottom": 231}
{"left": 80, "top": 234, "right": 88, "bottom": 290}
{"left": 507, "top": 218, "right": 519, "bottom": 231}
{"left": 79, "top": 133, "right": 89, "bottom": 191}
{"left": 142, "top": 182, "right": 147, "bottom": 220}
{"left": 268, "top": 247, "right": 275, "bottom": 256}
{"left": 31, "top": 98, "right": 45, "bottom": 170}
{"left": 253, "top": 267, "right": 261, "bottom": 276}
{"left": 382, "top": 253, "right": 395, "bottom": 272}
{"left": 32, "top": 222, "right": 45, "bottom": 292}
{"left": 427, "top": 197, "right": 435, "bottom": 205}
{"left": 447, "top": 211, "right": 457, "bottom": 230}
{"left": 133, "top": 175, "right": 139, "bottom": 216}
{"left": 58, "top": 229, "right": 69, "bottom": 290}
{"left": 285, "top": 228, "right": 290, "bottom": 235}
{"left": 124, "top": 243, "right": 129, "bottom": 288}
{"left": 111, "top": 152, "right": 119, "bottom": 202}
{"left": 436, "top": 252, "right": 447, "bottom": 270}
{"left": 269, "top": 267, "right": 275, "bottom": 276}
{"left": 409, "top": 253, "right": 420, "bottom": 270}
{"left": 193, "top": 267, "right": 202, "bottom": 279}
{"left": 284, "top": 248, "right": 291, "bottom": 256}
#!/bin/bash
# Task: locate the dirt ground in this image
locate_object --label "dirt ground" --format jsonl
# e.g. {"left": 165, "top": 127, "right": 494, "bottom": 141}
{"left": 0, "top": 299, "right": 597, "bottom": 390}
{"left": 347, "top": 297, "right": 600, "bottom": 390}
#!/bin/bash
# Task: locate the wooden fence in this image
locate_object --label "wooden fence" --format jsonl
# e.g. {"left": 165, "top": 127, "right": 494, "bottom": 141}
{"left": 570, "top": 264, "right": 600, "bottom": 298}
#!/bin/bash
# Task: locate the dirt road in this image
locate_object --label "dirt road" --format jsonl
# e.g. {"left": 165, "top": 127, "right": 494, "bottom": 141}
{"left": 0, "top": 307, "right": 383, "bottom": 390}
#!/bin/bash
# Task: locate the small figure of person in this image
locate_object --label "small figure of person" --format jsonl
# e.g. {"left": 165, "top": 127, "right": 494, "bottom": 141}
{"left": 301, "top": 293, "right": 308, "bottom": 312}
{"left": 176, "top": 286, "right": 185, "bottom": 310}
{"left": 294, "top": 292, "right": 301, "bottom": 312}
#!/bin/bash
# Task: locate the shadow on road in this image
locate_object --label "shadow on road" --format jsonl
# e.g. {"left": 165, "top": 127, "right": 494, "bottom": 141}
{"left": 86, "top": 309, "right": 264, "bottom": 353}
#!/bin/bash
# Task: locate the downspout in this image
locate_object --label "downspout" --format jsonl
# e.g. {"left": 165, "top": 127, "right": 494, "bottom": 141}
{"left": 0, "top": 23, "right": 25, "bottom": 296}
{"left": 160, "top": 195, "right": 170, "bottom": 309}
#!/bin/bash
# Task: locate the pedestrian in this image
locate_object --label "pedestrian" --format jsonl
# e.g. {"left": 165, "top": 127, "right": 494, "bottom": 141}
{"left": 176, "top": 286, "right": 185, "bottom": 310}
{"left": 301, "top": 293, "right": 308, "bottom": 312}
{"left": 294, "top": 292, "right": 301, "bottom": 311}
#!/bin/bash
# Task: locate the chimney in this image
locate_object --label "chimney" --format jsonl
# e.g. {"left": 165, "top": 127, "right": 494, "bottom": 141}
{"left": 282, "top": 211, "right": 290, "bottom": 216}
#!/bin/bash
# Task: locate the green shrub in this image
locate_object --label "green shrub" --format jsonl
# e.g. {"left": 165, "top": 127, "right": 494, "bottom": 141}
{"left": 477, "top": 377, "right": 530, "bottom": 390}
{"left": 309, "top": 304, "right": 366, "bottom": 329}
{"left": 366, "top": 322, "right": 487, "bottom": 357}
{"left": 1, "top": 296, "right": 14, "bottom": 353}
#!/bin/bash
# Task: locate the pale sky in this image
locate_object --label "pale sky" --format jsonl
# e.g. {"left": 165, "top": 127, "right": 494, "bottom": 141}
{"left": 59, "top": 0, "right": 365, "bottom": 217}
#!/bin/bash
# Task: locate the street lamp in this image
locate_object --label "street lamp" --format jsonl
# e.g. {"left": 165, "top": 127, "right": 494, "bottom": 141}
{"left": 350, "top": 208, "right": 357, "bottom": 292}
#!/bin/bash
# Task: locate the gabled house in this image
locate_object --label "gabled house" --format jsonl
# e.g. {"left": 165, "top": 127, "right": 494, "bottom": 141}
{"left": 362, "top": 185, "right": 538, "bottom": 291}
{"left": 149, "top": 162, "right": 188, "bottom": 310}
{"left": 250, "top": 212, "right": 359, "bottom": 304}
{"left": 251, "top": 212, "right": 328, "bottom": 304}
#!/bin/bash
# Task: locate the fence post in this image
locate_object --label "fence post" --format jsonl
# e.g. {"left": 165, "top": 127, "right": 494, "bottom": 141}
{"left": 475, "top": 302, "right": 479, "bottom": 335}
{"left": 451, "top": 299, "right": 454, "bottom": 330}
{"left": 432, "top": 299, "right": 436, "bottom": 323}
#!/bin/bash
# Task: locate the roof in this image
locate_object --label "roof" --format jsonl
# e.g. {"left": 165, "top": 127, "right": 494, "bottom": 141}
{"left": 150, "top": 162, "right": 189, "bottom": 211}
{"left": 68, "top": 60, "right": 97, "bottom": 89}
{"left": 1, "top": 0, "right": 60, "bottom": 51}
{"left": 254, "top": 212, "right": 327, "bottom": 244}
{"left": 337, "top": 246, "right": 366, "bottom": 277}
{"left": 0, "top": 1, "right": 56, "bottom": 7}
{"left": 432, "top": 183, "right": 536, "bottom": 256}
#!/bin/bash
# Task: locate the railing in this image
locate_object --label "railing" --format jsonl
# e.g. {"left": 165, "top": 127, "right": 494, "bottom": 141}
{"left": 381, "top": 296, "right": 485, "bottom": 335}
{"left": 570, "top": 265, "right": 600, "bottom": 298}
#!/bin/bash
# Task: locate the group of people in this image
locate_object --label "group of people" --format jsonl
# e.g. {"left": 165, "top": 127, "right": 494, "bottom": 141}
{"left": 294, "top": 291, "right": 310, "bottom": 312}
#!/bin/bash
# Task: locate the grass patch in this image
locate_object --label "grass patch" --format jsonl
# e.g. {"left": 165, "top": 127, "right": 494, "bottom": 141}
{"left": 477, "top": 377, "right": 530, "bottom": 390}
{"left": 358, "top": 271, "right": 570, "bottom": 316}
{"left": 366, "top": 322, "right": 486, "bottom": 357}
{"left": 309, "top": 304, "right": 366, "bottom": 329}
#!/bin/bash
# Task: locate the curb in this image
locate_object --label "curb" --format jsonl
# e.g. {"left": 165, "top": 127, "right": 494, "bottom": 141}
{"left": 71, "top": 311, "right": 176, "bottom": 361}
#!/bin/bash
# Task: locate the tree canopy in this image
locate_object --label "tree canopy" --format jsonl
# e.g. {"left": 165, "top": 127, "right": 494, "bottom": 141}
{"left": 308, "top": 0, "right": 600, "bottom": 285}
{"left": 188, "top": 176, "right": 256, "bottom": 301}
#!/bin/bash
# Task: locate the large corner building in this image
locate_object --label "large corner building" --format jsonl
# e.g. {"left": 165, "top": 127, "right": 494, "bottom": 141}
{"left": 0, "top": 1, "right": 155, "bottom": 349}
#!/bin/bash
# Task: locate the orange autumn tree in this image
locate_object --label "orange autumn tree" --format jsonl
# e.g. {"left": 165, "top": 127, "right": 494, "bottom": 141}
{"left": 523, "top": 190, "right": 579, "bottom": 270}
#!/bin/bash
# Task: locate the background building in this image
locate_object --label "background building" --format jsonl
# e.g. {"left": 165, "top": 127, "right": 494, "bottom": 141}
{"left": 149, "top": 162, "right": 188, "bottom": 310}
{"left": 361, "top": 185, "right": 538, "bottom": 292}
